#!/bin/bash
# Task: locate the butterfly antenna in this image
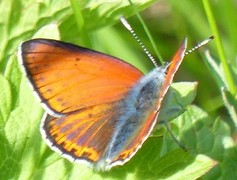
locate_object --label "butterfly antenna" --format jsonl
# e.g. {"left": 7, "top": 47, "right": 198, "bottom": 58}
{"left": 185, "top": 36, "right": 214, "bottom": 55}
{"left": 120, "top": 17, "right": 158, "bottom": 67}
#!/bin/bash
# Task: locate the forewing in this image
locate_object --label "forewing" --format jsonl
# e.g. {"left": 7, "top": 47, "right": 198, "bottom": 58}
{"left": 18, "top": 39, "right": 143, "bottom": 115}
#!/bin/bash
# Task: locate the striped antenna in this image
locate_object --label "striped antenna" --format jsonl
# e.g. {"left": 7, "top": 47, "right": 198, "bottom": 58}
{"left": 120, "top": 17, "right": 158, "bottom": 67}
{"left": 185, "top": 36, "right": 214, "bottom": 55}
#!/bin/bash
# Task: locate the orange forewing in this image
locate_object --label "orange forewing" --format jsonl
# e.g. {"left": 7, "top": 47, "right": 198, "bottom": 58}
{"left": 20, "top": 39, "right": 143, "bottom": 114}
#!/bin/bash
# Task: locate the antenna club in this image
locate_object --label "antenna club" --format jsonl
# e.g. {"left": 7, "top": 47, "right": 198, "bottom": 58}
{"left": 185, "top": 36, "right": 214, "bottom": 55}
{"left": 120, "top": 17, "right": 132, "bottom": 31}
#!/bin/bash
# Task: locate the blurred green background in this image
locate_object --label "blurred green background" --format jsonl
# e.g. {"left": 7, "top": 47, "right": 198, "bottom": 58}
{"left": 1, "top": 0, "right": 237, "bottom": 179}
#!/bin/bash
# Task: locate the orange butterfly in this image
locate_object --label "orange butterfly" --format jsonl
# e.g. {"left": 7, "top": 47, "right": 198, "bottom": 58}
{"left": 18, "top": 38, "right": 187, "bottom": 171}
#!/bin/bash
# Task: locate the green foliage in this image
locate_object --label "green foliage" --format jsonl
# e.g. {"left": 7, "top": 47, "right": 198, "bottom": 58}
{"left": 0, "top": 0, "right": 236, "bottom": 179}
{"left": 202, "top": 0, "right": 237, "bottom": 133}
{"left": 159, "top": 82, "right": 198, "bottom": 122}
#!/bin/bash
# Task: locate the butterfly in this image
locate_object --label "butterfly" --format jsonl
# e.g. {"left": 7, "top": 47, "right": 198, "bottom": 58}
{"left": 18, "top": 37, "right": 187, "bottom": 171}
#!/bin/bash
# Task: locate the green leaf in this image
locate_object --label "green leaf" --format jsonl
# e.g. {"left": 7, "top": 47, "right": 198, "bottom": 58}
{"left": 205, "top": 51, "right": 237, "bottom": 131}
{"left": 0, "top": 0, "right": 71, "bottom": 71}
{"left": 204, "top": 51, "right": 227, "bottom": 88}
{"left": 170, "top": 105, "right": 237, "bottom": 179}
{"left": 59, "top": 0, "right": 158, "bottom": 47}
{"left": 158, "top": 82, "right": 198, "bottom": 123}
{"left": 81, "top": 0, "right": 157, "bottom": 30}
{"left": 33, "top": 24, "right": 61, "bottom": 39}
{"left": 0, "top": 73, "right": 11, "bottom": 122}
{"left": 150, "top": 150, "right": 216, "bottom": 180}
{"left": 221, "top": 88, "right": 237, "bottom": 128}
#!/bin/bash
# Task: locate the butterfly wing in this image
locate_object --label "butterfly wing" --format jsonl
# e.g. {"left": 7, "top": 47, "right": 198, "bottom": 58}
{"left": 158, "top": 38, "right": 187, "bottom": 104}
{"left": 41, "top": 102, "right": 124, "bottom": 166}
{"left": 18, "top": 39, "right": 143, "bottom": 116}
{"left": 18, "top": 39, "right": 143, "bottom": 167}
{"left": 18, "top": 38, "right": 187, "bottom": 170}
